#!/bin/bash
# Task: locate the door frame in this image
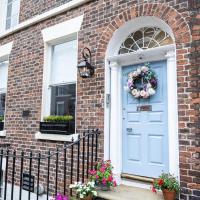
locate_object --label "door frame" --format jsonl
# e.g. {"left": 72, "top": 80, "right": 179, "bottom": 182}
{"left": 104, "top": 44, "right": 179, "bottom": 187}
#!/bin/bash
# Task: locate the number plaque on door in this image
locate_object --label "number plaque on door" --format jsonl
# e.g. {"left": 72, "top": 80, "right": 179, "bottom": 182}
{"left": 137, "top": 105, "right": 152, "bottom": 112}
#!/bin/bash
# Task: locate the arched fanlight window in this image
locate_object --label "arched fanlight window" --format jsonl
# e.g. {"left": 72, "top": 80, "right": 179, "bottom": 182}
{"left": 118, "top": 27, "right": 173, "bottom": 54}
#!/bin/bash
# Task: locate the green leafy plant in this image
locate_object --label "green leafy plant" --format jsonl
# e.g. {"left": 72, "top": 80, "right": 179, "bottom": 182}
{"left": 43, "top": 115, "right": 73, "bottom": 123}
{"left": 69, "top": 181, "right": 97, "bottom": 199}
{"left": 0, "top": 116, "right": 4, "bottom": 122}
{"left": 152, "top": 172, "right": 180, "bottom": 193}
{"left": 89, "top": 160, "right": 116, "bottom": 187}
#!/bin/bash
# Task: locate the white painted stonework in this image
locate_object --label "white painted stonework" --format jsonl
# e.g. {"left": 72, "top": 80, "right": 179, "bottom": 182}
{"left": 104, "top": 16, "right": 179, "bottom": 188}
{"left": 0, "top": 42, "right": 13, "bottom": 137}
{"left": 42, "top": 15, "right": 83, "bottom": 43}
{"left": 0, "top": 0, "right": 90, "bottom": 39}
{"left": 0, "top": 42, "right": 13, "bottom": 61}
{"left": 35, "top": 132, "right": 79, "bottom": 142}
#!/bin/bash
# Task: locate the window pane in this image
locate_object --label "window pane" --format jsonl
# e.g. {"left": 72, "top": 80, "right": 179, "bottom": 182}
{"left": 6, "top": 18, "right": 11, "bottom": 30}
{"left": 51, "top": 40, "right": 77, "bottom": 85}
{"left": 6, "top": 0, "right": 20, "bottom": 30}
{"left": 56, "top": 102, "right": 65, "bottom": 116}
{"left": 119, "top": 27, "right": 174, "bottom": 54}
{"left": 6, "top": 4, "right": 12, "bottom": 18}
{"left": 50, "top": 84, "right": 76, "bottom": 117}
{"left": 0, "top": 61, "right": 9, "bottom": 91}
{"left": 0, "top": 93, "right": 6, "bottom": 116}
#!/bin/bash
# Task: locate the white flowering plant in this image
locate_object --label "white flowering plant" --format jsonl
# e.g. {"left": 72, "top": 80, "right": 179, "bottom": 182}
{"left": 127, "top": 63, "right": 158, "bottom": 99}
{"left": 69, "top": 181, "right": 97, "bottom": 199}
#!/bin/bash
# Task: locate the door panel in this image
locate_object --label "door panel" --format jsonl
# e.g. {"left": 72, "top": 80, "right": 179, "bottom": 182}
{"left": 122, "top": 60, "right": 169, "bottom": 178}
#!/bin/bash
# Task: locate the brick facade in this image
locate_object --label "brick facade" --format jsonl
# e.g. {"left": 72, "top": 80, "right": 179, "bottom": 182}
{"left": 0, "top": 0, "right": 199, "bottom": 199}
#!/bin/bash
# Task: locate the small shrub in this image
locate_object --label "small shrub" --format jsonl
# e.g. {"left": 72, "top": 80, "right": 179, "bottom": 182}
{"left": 0, "top": 116, "right": 4, "bottom": 122}
{"left": 43, "top": 115, "right": 73, "bottom": 122}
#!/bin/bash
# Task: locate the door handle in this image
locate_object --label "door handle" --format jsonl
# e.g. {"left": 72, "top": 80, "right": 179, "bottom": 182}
{"left": 126, "top": 128, "right": 132, "bottom": 132}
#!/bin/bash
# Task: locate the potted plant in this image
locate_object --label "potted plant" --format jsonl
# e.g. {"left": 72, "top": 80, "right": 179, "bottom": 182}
{"left": 0, "top": 116, "right": 4, "bottom": 131}
{"left": 40, "top": 115, "right": 74, "bottom": 135}
{"left": 152, "top": 172, "right": 180, "bottom": 200}
{"left": 89, "top": 160, "right": 117, "bottom": 191}
{"left": 70, "top": 181, "right": 97, "bottom": 200}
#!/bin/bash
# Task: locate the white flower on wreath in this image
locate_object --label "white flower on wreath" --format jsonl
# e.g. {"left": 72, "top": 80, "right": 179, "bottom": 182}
{"left": 144, "top": 91, "right": 150, "bottom": 98}
{"left": 131, "top": 89, "right": 138, "bottom": 96}
{"left": 135, "top": 91, "right": 140, "bottom": 98}
{"left": 141, "top": 66, "right": 149, "bottom": 73}
{"left": 140, "top": 90, "right": 147, "bottom": 97}
{"left": 147, "top": 83, "right": 151, "bottom": 89}
{"left": 148, "top": 88, "right": 156, "bottom": 96}
{"left": 137, "top": 67, "right": 141, "bottom": 74}
{"left": 132, "top": 71, "right": 138, "bottom": 77}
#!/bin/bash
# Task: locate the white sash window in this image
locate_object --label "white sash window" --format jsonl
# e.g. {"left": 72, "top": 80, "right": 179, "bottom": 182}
{"left": 49, "top": 39, "right": 77, "bottom": 118}
{"left": 0, "top": 0, "right": 20, "bottom": 33}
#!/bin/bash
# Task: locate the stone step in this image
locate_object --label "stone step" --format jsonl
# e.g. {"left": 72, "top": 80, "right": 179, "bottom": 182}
{"left": 97, "top": 185, "right": 164, "bottom": 200}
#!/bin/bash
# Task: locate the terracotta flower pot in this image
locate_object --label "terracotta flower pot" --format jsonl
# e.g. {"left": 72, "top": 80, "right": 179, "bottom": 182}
{"left": 80, "top": 194, "right": 93, "bottom": 200}
{"left": 162, "top": 189, "right": 176, "bottom": 200}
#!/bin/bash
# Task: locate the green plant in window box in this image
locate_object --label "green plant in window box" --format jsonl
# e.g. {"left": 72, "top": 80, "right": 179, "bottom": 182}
{"left": 40, "top": 115, "right": 75, "bottom": 135}
{"left": 0, "top": 116, "right": 4, "bottom": 131}
{"left": 43, "top": 115, "right": 73, "bottom": 122}
{"left": 0, "top": 116, "right": 4, "bottom": 122}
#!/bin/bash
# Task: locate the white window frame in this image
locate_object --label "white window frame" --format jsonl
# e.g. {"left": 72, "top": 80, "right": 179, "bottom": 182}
{"left": 35, "top": 15, "right": 83, "bottom": 142}
{"left": 5, "top": 0, "right": 21, "bottom": 30}
{"left": 0, "top": 41, "right": 13, "bottom": 137}
{"left": 45, "top": 35, "right": 78, "bottom": 118}
{"left": 0, "top": 0, "right": 20, "bottom": 34}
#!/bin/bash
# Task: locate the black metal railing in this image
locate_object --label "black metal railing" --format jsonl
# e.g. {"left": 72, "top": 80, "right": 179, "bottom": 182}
{"left": 0, "top": 129, "right": 100, "bottom": 200}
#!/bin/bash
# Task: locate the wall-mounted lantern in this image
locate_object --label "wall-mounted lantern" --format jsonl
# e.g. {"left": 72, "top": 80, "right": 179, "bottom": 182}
{"left": 77, "top": 47, "right": 94, "bottom": 78}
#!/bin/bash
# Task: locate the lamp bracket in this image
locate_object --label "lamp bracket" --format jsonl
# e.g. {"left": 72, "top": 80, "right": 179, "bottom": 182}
{"left": 82, "top": 47, "right": 92, "bottom": 63}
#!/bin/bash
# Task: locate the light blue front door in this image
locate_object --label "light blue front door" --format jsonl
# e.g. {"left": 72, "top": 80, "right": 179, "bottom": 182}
{"left": 122, "top": 60, "right": 169, "bottom": 178}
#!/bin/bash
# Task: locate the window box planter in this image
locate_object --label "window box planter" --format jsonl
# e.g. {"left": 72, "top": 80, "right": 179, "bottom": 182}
{"left": 0, "top": 122, "right": 4, "bottom": 131}
{"left": 39, "top": 121, "right": 75, "bottom": 135}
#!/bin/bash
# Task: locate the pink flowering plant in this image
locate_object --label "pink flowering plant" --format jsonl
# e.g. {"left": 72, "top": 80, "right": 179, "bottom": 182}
{"left": 89, "top": 160, "right": 117, "bottom": 187}
{"left": 49, "top": 193, "right": 69, "bottom": 200}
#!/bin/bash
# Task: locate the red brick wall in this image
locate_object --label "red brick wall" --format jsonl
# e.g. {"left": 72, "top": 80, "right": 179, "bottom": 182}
{"left": 0, "top": 0, "right": 199, "bottom": 199}
{"left": 19, "top": 0, "right": 73, "bottom": 21}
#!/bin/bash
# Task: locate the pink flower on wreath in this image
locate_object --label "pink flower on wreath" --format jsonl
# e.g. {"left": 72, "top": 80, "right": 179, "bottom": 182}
{"left": 102, "top": 178, "right": 107, "bottom": 185}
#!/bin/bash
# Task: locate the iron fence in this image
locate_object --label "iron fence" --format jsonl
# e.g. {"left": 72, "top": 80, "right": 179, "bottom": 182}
{"left": 0, "top": 129, "right": 100, "bottom": 200}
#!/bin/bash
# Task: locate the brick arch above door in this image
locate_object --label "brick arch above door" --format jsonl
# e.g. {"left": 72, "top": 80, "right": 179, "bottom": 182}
{"left": 95, "top": 3, "right": 191, "bottom": 63}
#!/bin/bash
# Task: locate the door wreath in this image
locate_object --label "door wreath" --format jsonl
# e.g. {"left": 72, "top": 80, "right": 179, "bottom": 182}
{"left": 127, "top": 64, "right": 158, "bottom": 99}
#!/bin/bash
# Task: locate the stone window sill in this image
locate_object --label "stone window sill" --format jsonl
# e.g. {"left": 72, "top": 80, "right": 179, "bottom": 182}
{"left": 35, "top": 132, "right": 78, "bottom": 142}
{"left": 0, "top": 130, "right": 6, "bottom": 137}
